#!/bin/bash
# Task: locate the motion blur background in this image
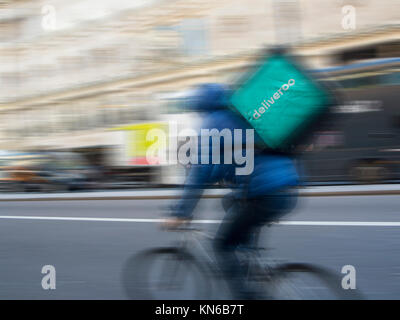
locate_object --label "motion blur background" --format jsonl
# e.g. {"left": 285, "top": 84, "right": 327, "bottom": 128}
{"left": 0, "top": 0, "right": 399, "bottom": 192}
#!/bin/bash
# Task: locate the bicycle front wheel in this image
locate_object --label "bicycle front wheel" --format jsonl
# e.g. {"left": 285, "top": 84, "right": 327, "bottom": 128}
{"left": 266, "top": 263, "right": 364, "bottom": 300}
{"left": 122, "top": 247, "right": 211, "bottom": 300}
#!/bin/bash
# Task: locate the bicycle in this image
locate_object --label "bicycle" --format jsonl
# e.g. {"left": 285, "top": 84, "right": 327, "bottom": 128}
{"left": 121, "top": 223, "right": 364, "bottom": 300}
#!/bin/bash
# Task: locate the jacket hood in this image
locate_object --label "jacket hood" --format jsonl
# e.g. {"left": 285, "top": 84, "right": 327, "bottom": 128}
{"left": 185, "top": 83, "right": 231, "bottom": 112}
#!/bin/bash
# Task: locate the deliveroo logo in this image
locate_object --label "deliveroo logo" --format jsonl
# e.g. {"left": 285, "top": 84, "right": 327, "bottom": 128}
{"left": 253, "top": 79, "right": 295, "bottom": 120}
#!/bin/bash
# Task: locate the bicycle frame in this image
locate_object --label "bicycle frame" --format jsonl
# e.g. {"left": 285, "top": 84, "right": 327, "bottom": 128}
{"left": 168, "top": 225, "right": 274, "bottom": 282}
{"left": 171, "top": 227, "right": 221, "bottom": 276}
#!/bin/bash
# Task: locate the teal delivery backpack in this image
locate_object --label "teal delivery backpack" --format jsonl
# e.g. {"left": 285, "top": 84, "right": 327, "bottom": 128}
{"left": 230, "top": 50, "right": 336, "bottom": 152}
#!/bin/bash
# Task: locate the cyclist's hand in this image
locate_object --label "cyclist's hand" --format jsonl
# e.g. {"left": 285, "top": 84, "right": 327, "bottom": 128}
{"left": 161, "top": 217, "right": 189, "bottom": 230}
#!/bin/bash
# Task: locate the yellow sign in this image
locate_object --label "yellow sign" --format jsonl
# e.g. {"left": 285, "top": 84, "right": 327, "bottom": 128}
{"left": 112, "top": 122, "right": 168, "bottom": 165}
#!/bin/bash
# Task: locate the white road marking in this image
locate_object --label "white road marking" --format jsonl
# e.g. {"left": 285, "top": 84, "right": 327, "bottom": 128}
{"left": 0, "top": 215, "right": 400, "bottom": 227}
{"left": 278, "top": 221, "right": 400, "bottom": 227}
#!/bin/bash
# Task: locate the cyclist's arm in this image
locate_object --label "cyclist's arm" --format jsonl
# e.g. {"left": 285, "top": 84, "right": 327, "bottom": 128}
{"left": 172, "top": 163, "right": 214, "bottom": 219}
{"left": 171, "top": 113, "right": 221, "bottom": 220}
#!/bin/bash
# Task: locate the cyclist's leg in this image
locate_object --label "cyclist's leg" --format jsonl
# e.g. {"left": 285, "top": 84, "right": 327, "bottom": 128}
{"left": 213, "top": 191, "right": 297, "bottom": 299}
{"left": 213, "top": 197, "right": 265, "bottom": 299}
{"left": 221, "top": 191, "right": 236, "bottom": 213}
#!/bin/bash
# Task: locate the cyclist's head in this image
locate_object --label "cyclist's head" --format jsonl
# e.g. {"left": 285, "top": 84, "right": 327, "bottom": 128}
{"left": 184, "top": 83, "right": 231, "bottom": 113}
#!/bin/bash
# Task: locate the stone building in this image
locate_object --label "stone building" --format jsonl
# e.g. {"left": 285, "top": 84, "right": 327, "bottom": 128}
{"left": 0, "top": 0, "right": 398, "bottom": 155}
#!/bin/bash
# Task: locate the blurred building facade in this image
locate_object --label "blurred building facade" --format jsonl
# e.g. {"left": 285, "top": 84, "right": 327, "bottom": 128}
{"left": 0, "top": 0, "right": 399, "bottom": 156}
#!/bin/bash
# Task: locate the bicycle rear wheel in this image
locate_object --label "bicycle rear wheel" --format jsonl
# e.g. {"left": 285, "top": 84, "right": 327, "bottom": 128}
{"left": 122, "top": 247, "right": 211, "bottom": 300}
{"left": 265, "top": 263, "right": 364, "bottom": 300}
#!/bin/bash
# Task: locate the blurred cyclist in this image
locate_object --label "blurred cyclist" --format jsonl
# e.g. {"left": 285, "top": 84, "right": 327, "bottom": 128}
{"left": 162, "top": 83, "right": 299, "bottom": 299}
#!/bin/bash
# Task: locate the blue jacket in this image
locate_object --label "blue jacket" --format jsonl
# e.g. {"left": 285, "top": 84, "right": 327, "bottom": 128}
{"left": 174, "top": 107, "right": 299, "bottom": 219}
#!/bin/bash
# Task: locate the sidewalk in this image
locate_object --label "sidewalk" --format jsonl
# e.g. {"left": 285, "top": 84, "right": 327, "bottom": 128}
{"left": 1, "top": 184, "right": 400, "bottom": 201}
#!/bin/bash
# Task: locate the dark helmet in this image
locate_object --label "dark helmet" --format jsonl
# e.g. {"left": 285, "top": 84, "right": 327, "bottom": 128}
{"left": 185, "top": 83, "right": 231, "bottom": 112}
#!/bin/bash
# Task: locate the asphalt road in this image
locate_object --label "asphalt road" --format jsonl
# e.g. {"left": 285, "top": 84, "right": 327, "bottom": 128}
{"left": 0, "top": 194, "right": 399, "bottom": 299}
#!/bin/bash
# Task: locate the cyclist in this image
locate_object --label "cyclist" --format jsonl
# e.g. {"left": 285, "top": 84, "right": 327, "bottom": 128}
{"left": 162, "top": 83, "right": 299, "bottom": 299}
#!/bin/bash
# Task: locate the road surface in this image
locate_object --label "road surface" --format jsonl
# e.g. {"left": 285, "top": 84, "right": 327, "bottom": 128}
{"left": 0, "top": 193, "right": 399, "bottom": 299}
